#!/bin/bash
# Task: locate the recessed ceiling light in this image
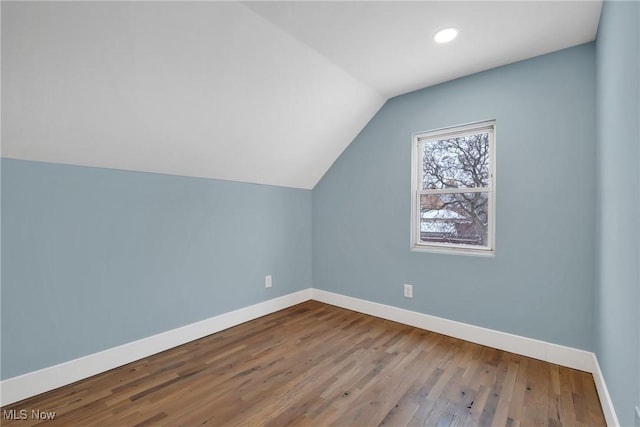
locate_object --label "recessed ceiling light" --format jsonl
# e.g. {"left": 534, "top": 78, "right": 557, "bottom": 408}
{"left": 433, "top": 28, "right": 458, "bottom": 44}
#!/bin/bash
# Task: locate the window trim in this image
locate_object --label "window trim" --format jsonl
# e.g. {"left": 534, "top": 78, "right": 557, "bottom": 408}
{"left": 410, "top": 120, "right": 496, "bottom": 256}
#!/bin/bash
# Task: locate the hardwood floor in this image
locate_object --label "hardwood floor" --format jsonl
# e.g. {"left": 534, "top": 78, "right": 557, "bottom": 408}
{"left": 1, "top": 301, "right": 605, "bottom": 426}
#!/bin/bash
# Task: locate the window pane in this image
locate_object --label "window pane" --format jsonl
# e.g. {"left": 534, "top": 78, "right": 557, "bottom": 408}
{"left": 422, "top": 133, "right": 490, "bottom": 190}
{"left": 419, "top": 192, "right": 489, "bottom": 246}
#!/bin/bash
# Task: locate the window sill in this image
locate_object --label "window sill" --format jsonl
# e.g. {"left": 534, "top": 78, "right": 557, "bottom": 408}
{"left": 411, "top": 245, "right": 495, "bottom": 257}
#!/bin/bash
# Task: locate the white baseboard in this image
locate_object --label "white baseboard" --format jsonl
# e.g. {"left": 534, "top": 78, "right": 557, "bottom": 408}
{"left": 0, "top": 289, "right": 312, "bottom": 407}
{"left": 1, "top": 287, "right": 619, "bottom": 426}
{"left": 311, "top": 289, "right": 595, "bottom": 371}
{"left": 591, "top": 354, "right": 621, "bottom": 427}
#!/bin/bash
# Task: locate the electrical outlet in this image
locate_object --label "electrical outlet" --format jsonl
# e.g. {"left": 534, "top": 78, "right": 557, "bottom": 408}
{"left": 265, "top": 275, "right": 272, "bottom": 288}
{"left": 404, "top": 284, "right": 413, "bottom": 298}
{"left": 634, "top": 406, "right": 639, "bottom": 427}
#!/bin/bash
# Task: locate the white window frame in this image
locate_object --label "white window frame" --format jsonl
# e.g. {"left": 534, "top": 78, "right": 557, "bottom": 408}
{"left": 411, "top": 120, "right": 496, "bottom": 256}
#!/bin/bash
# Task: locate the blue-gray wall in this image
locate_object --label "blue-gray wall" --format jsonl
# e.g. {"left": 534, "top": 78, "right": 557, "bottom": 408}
{"left": 595, "top": 1, "right": 640, "bottom": 425}
{"left": 313, "top": 44, "right": 597, "bottom": 351}
{"left": 1, "top": 159, "right": 312, "bottom": 379}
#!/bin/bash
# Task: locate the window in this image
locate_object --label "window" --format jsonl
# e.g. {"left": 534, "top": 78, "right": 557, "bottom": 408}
{"left": 411, "top": 121, "right": 495, "bottom": 255}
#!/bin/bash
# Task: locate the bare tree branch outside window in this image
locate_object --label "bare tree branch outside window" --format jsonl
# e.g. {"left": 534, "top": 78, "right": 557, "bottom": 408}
{"left": 415, "top": 126, "right": 494, "bottom": 251}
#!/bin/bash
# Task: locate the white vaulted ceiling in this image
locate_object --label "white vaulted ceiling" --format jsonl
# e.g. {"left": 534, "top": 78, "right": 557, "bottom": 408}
{"left": 246, "top": 1, "right": 603, "bottom": 98}
{"left": 1, "top": 1, "right": 602, "bottom": 189}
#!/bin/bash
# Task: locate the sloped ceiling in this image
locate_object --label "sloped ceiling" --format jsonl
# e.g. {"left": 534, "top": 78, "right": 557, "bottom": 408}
{"left": 1, "top": 1, "right": 602, "bottom": 189}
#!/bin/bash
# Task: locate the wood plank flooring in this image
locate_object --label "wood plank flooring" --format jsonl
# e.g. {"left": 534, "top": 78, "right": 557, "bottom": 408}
{"left": 1, "top": 301, "right": 606, "bottom": 426}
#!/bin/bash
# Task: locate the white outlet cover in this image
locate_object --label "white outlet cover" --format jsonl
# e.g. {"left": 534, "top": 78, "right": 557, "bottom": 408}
{"left": 265, "top": 275, "right": 272, "bottom": 288}
{"left": 404, "top": 284, "right": 413, "bottom": 298}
